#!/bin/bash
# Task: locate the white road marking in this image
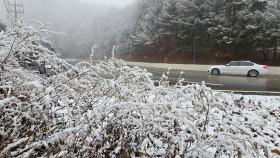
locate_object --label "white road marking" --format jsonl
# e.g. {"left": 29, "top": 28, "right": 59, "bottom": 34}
{"left": 214, "top": 90, "right": 280, "bottom": 94}
{"left": 182, "top": 80, "right": 223, "bottom": 86}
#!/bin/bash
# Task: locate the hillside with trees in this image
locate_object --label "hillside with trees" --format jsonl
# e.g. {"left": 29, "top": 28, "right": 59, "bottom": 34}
{"left": 6, "top": 0, "right": 136, "bottom": 59}
{"left": 120, "top": 0, "right": 280, "bottom": 65}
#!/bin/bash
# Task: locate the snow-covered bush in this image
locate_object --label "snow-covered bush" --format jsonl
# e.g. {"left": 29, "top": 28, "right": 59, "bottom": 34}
{"left": 0, "top": 21, "right": 71, "bottom": 75}
{"left": 1, "top": 22, "right": 280, "bottom": 157}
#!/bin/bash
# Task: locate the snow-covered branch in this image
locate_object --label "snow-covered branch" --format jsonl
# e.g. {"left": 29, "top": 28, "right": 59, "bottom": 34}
{"left": 0, "top": 21, "right": 280, "bottom": 158}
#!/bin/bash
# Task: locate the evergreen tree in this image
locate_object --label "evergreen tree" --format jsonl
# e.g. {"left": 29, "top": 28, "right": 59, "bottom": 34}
{"left": 158, "top": 0, "right": 179, "bottom": 37}
{"left": 124, "top": 0, "right": 280, "bottom": 63}
{"left": 126, "top": 0, "right": 165, "bottom": 52}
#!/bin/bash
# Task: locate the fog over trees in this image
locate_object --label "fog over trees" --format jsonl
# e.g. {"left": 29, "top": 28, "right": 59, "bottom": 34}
{"left": 1, "top": 0, "right": 136, "bottom": 59}
{"left": 1, "top": 0, "right": 279, "bottom": 64}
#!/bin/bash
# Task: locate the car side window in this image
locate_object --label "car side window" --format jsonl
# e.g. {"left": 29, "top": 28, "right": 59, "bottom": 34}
{"left": 240, "top": 62, "right": 254, "bottom": 66}
{"left": 248, "top": 62, "right": 254, "bottom": 66}
{"left": 228, "top": 62, "right": 239, "bottom": 66}
{"left": 239, "top": 62, "right": 247, "bottom": 66}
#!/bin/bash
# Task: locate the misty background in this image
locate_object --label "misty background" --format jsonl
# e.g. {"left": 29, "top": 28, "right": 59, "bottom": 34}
{"left": 0, "top": 0, "right": 136, "bottom": 59}
{"left": 1, "top": 0, "right": 279, "bottom": 65}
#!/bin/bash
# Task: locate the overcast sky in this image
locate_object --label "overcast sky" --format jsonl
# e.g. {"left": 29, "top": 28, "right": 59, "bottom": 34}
{"left": 79, "top": 0, "right": 134, "bottom": 8}
{"left": 0, "top": 0, "right": 135, "bottom": 23}
{"left": 0, "top": 0, "right": 136, "bottom": 58}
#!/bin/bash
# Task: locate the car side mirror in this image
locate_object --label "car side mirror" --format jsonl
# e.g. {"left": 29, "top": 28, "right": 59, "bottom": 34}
{"left": 225, "top": 64, "right": 229, "bottom": 66}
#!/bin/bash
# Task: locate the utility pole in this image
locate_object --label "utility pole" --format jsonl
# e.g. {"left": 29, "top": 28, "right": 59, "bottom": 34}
{"left": 3, "top": 0, "right": 24, "bottom": 26}
{"left": 193, "top": 36, "right": 199, "bottom": 64}
{"left": 193, "top": 38, "right": 196, "bottom": 64}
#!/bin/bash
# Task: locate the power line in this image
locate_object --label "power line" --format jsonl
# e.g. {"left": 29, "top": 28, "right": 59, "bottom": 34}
{"left": 3, "top": 0, "right": 13, "bottom": 24}
{"left": 3, "top": 0, "right": 24, "bottom": 26}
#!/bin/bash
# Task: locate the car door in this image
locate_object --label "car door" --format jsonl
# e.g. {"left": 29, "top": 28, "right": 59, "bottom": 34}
{"left": 223, "top": 61, "right": 239, "bottom": 74}
{"left": 238, "top": 61, "right": 252, "bottom": 75}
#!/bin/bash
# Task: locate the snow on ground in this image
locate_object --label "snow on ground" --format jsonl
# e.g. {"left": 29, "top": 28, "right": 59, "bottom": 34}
{"left": 1, "top": 22, "right": 280, "bottom": 157}
{"left": 234, "top": 94, "right": 280, "bottom": 106}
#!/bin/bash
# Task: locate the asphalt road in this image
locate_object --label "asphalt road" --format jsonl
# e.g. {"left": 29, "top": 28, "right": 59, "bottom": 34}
{"left": 66, "top": 60, "right": 280, "bottom": 95}
{"left": 143, "top": 67, "right": 280, "bottom": 95}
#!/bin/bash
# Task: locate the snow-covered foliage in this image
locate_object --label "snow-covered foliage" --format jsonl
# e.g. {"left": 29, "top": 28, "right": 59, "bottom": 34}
{"left": 0, "top": 21, "right": 71, "bottom": 74}
{"left": 1, "top": 23, "right": 280, "bottom": 157}
{"left": 123, "top": 0, "right": 280, "bottom": 62}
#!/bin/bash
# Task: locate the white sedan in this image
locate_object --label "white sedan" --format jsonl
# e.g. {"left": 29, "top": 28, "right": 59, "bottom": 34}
{"left": 208, "top": 61, "right": 268, "bottom": 77}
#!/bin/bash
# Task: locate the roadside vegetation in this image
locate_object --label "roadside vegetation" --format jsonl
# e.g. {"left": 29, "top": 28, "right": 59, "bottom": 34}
{"left": 0, "top": 22, "right": 280, "bottom": 157}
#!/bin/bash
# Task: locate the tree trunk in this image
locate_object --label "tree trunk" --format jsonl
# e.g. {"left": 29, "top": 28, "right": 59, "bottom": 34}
{"left": 193, "top": 37, "right": 196, "bottom": 64}
{"left": 273, "top": 39, "right": 277, "bottom": 65}
{"left": 262, "top": 43, "right": 267, "bottom": 62}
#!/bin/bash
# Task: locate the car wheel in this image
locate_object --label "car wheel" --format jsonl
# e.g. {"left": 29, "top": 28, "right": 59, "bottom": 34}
{"left": 211, "top": 68, "right": 220, "bottom": 75}
{"left": 248, "top": 69, "right": 259, "bottom": 77}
